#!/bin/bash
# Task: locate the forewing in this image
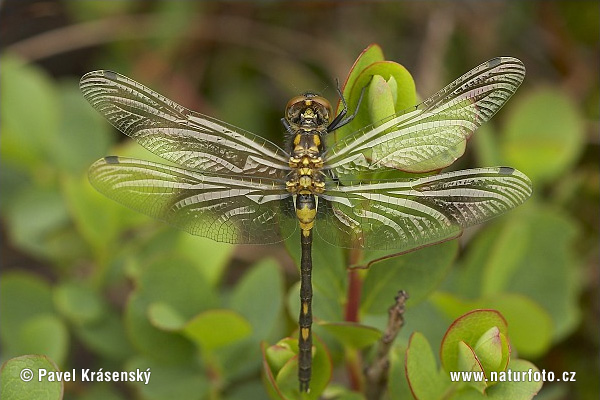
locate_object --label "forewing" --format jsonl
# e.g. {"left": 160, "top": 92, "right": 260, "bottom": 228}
{"left": 89, "top": 156, "right": 296, "bottom": 244}
{"left": 316, "top": 167, "right": 532, "bottom": 251}
{"left": 80, "top": 70, "right": 290, "bottom": 179}
{"left": 325, "top": 57, "right": 525, "bottom": 177}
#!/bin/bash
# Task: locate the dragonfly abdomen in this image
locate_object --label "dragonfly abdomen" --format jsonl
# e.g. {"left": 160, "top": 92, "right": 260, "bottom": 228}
{"left": 298, "top": 201, "right": 314, "bottom": 392}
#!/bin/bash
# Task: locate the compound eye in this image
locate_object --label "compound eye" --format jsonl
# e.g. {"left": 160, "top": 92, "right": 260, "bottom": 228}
{"left": 285, "top": 95, "right": 308, "bottom": 113}
{"left": 310, "top": 96, "right": 333, "bottom": 121}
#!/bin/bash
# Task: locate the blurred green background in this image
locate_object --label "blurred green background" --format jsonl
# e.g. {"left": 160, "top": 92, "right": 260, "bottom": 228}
{"left": 0, "top": 1, "right": 598, "bottom": 400}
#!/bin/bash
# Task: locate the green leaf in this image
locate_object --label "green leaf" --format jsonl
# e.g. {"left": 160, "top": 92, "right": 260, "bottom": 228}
{"left": 62, "top": 174, "right": 146, "bottom": 255}
{"left": 457, "top": 341, "right": 486, "bottom": 393}
{"left": 2, "top": 186, "right": 70, "bottom": 258}
{"left": 486, "top": 359, "right": 542, "bottom": 400}
{"left": 331, "top": 45, "right": 416, "bottom": 151}
{"left": 19, "top": 315, "right": 69, "bottom": 366}
{"left": 440, "top": 310, "right": 508, "bottom": 374}
{"left": 405, "top": 332, "right": 451, "bottom": 400}
{"left": 147, "top": 302, "right": 186, "bottom": 331}
{"left": 270, "top": 336, "right": 332, "bottom": 400}
{"left": 218, "top": 260, "right": 286, "bottom": 384}
{"left": 125, "top": 256, "right": 218, "bottom": 362}
{"left": 1, "top": 355, "right": 63, "bottom": 400}
{"left": 319, "top": 321, "right": 382, "bottom": 349}
{"left": 472, "top": 124, "right": 503, "bottom": 167}
{"left": 53, "top": 282, "right": 105, "bottom": 325}
{"left": 125, "top": 355, "right": 208, "bottom": 400}
{"left": 334, "top": 61, "right": 416, "bottom": 146}
{"left": 447, "top": 389, "right": 485, "bottom": 400}
{"left": 0, "top": 164, "right": 29, "bottom": 216}
{"left": 455, "top": 205, "right": 581, "bottom": 342}
{"left": 480, "top": 217, "right": 531, "bottom": 296}
{"left": 505, "top": 207, "right": 581, "bottom": 342}
{"left": 431, "top": 292, "right": 553, "bottom": 358}
{"left": 77, "top": 383, "right": 126, "bottom": 400}
{"left": 265, "top": 340, "right": 297, "bottom": 375}
{"left": 501, "top": 88, "right": 584, "bottom": 184}
{"left": 387, "top": 344, "right": 413, "bottom": 399}
{"left": 355, "top": 62, "right": 416, "bottom": 115}
{"left": 367, "top": 75, "right": 397, "bottom": 124}
{"left": 262, "top": 340, "right": 295, "bottom": 400}
{"left": 0, "top": 273, "right": 57, "bottom": 358}
{"left": 126, "top": 292, "right": 195, "bottom": 363}
{"left": 51, "top": 80, "right": 113, "bottom": 176}
{"left": 339, "top": 44, "right": 385, "bottom": 107}
{"left": 183, "top": 310, "right": 252, "bottom": 351}
{"left": 265, "top": 363, "right": 294, "bottom": 400}
{"left": 0, "top": 55, "right": 60, "bottom": 173}
{"left": 230, "top": 258, "right": 284, "bottom": 340}
{"left": 227, "top": 381, "right": 270, "bottom": 400}
{"left": 75, "top": 310, "right": 133, "bottom": 362}
{"left": 325, "top": 390, "right": 366, "bottom": 400}
{"left": 136, "top": 255, "right": 219, "bottom": 320}
{"left": 311, "top": 237, "right": 348, "bottom": 321}
{"left": 473, "top": 327, "right": 510, "bottom": 374}
{"left": 473, "top": 328, "right": 500, "bottom": 370}
{"left": 361, "top": 240, "right": 457, "bottom": 314}
{"left": 320, "top": 384, "right": 366, "bottom": 400}
{"left": 174, "top": 233, "right": 234, "bottom": 286}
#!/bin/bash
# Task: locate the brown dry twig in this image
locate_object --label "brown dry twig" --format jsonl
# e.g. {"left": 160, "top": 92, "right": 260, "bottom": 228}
{"left": 364, "top": 290, "right": 409, "bottom": 400}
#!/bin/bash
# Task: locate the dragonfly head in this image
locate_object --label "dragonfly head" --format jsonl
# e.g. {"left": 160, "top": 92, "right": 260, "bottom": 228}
{"left": 285, "top": 93, "right": 332, "bottom": 128}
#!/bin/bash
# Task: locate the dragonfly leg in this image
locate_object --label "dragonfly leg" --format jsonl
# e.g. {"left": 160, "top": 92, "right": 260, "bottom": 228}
{"left": 281, "top": 117, "right": 295, "bottom": 135}
{"left": 327, "top": 82, "right": 366, "bottom": 132}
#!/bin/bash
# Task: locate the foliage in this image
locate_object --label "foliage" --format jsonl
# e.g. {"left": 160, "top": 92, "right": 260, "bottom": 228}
{"left": 1, "top": 355, "right": 64, "bottom": 400}
{"left": 405, "top": 312, "right": 542, "bottom": 400}
{"left": 1, "top": 2, "right": 598, "bottom": 400}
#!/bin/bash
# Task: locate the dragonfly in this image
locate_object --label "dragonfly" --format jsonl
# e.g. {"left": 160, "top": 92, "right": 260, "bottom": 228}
{"left": 80, "top": 56, "right": 531, "bottom": 393}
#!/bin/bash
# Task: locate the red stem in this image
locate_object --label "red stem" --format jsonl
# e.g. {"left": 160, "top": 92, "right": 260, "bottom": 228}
{"left": 345, "top": 268, "right": 362, "bottom": 322}
{"left": 344, "top": 252, "right": 364, "bottom": 391}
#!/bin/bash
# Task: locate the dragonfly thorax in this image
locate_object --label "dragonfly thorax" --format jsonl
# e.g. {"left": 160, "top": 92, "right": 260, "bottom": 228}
{"left": 286, "top": 151, "right": 325, "bottom": 194}
{"left": 286, "top": 129, "right": 326, "bottom": 194}
{"left": 284, "top": 94, "right": 330, "bottom": 195}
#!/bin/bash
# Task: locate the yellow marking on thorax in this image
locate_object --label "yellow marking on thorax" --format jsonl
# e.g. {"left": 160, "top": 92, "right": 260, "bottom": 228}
{"left": 313, "top": 134, "right": 321, "bottom": 146}
{"left": 298, "top": 176, "right": 312, "bottom": 189}
{"left": 287, "top": 133, "right": 324, "bottom": 195}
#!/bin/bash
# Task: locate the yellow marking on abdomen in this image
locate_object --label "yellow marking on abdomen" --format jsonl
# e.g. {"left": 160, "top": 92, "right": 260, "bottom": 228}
{"left": 296, "top": 205, "right": 316, "bottom": 223}
{"left": 301, "top": 328, "right": 310, "bottom": 340}
{"left": 302, "top": 302, "right": 309, "bottom": 315}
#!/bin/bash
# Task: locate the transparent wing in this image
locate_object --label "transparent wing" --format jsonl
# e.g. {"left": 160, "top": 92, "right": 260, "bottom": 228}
{"left": 81, "top": 70, "right": 290, "bottom": 179}
{"left": 89, "top": 156, "right": 296, "bottom": 244}
{"left": 315, "top": 167, "right": 532, "bottom": 251}
{"left": 325, "top": 57, "right": 525, "bottom": 177}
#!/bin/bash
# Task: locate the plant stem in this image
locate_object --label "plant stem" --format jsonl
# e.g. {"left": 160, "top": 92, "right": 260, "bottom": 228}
{"left": 344, "top": 268, "right": 362, "bottom": 322}
{"left": 364, "top": 290, "right": 409, "bottom": 400}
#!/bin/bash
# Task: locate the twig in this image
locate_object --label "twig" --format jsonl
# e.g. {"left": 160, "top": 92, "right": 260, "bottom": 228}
{"left": 364, "top": 290, "right": 409, "bottom": 400}
{"left": 6, "top": 14, "right": 350, "bottom": 75}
